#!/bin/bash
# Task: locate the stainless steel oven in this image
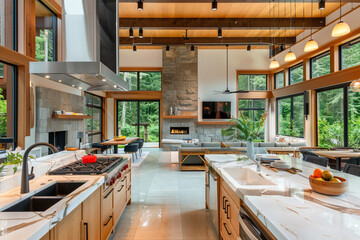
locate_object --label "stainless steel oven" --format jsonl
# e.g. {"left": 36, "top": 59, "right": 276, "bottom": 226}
{"left": 239, "top": 205, "right": 270, "bottom": 240}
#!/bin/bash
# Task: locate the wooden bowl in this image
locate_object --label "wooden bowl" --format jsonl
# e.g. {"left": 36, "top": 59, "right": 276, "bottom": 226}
{"left": 309, "top": 176, "right": 347, "bottom": 196}
{"left": 65, "top": 147, "right": 79, "bottom": 151}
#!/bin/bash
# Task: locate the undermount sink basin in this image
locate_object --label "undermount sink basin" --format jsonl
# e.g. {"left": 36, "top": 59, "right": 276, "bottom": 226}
{"left": 2, "top": 182, "right": 85, "bottom": 212}
{"left": 222, "top": 167, "right": 276, "bottom": 186}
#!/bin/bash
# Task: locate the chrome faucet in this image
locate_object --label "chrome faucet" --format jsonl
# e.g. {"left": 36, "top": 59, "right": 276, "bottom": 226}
{"left": 21, "top": 143, "right": 59, "bottom": 194}
{"left": 249, "top": 158, "right": 261, "bottom": 172}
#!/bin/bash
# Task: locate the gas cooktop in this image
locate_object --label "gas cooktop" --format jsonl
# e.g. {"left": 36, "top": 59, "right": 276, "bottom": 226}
{"left": 48, "top": 157, "right": 124, "bottom": 175}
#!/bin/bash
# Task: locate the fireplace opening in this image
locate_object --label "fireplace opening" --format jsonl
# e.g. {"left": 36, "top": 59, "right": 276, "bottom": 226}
{"left": 170, "top": 127, "right": 189, "bottom": 135}
{"left": 48, "top": 131, "right": 67, "bottom": 153}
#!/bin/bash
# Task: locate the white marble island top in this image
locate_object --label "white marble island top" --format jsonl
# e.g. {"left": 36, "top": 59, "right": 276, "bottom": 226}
{"left": 205, "top": 154, "right": 360, "bottom": 240}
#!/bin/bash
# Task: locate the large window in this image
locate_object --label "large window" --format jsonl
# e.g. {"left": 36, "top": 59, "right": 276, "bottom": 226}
{"left": 311, "top": 51, "right": 330, "bottom": 79}
{"left": 317, "top": 85, "right": 360, "bottom": 148}
{"left": 35, "top": 0, "right": 57, "bottom": 61}
{"left": 277, "top": 94, "right": 304, "bottom": 138}
{"left": 119, "top": 71, "right": 162, "bottom": 91}
{"left": 340, "top": 37, "right": 360, "bottom": 70}
{"left": 0, "top": 0, "right": 17, "bottom": 50}
{"left": 238, "top": 74, "right": 267, "bottom": 91}
{"left": 289, "top": 63, "right": 303, "bottom": 85}
{"left": 0, "top": 61, "right": 17, "bottom": 151}
{"left": 238, "top": 99, "right": 266, "bottom": 141}
{"left": 274, "top": 71, "right": 284, "bottom": 89}
{"left": 85, "top": 93, "right": 103, "bottom": 144}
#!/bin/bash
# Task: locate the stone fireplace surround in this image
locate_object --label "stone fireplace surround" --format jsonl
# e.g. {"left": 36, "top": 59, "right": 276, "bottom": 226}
{"left": 35, "top": 87, "right": 85, "bottom": 155}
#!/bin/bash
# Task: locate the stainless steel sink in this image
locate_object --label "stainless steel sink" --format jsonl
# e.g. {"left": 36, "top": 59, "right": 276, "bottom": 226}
{"left": 2, "top": 182, "right": 85, "bottom": 212}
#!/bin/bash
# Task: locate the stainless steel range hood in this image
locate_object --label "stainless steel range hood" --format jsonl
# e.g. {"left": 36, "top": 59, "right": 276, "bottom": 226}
{"left": 30, "top": 0, "right": 128, "bottom": 91}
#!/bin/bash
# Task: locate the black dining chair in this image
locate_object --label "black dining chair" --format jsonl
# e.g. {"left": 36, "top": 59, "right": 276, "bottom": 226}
{"left": 343, "top": 163, "right": 360, "bottom": 177}
{"left": 346, "top": 157, "right": 360, "bottom": 166}
{"left": 300, "top": 149, "right": 319, "bottom": 160}
{"left": 304, "top": 155, "right": 329, "bottom": 167}
{"left": 136, "top": 139, "right": 144, "bottom": 156}
{"left": 124, "top": 143, "right": 139, "bottom": 162}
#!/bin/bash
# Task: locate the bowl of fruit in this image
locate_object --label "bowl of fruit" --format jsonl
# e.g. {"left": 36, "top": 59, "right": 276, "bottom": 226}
{"left": 114, "top": 136, "right": 126, "bottom": 141}
{"left": 309, "top": 168, "right": 347, "bottom": 196}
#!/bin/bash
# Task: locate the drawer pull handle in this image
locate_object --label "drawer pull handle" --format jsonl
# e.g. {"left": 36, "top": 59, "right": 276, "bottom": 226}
{"left": 84, "top": 222, "right": 89, "bottom": 240}
{"left": 104, "top": 188, "right": 114, "bottom": 199}
{"left": 224, "top": 200, "right": 228, "bottom": 213}
{"left": 223, "top": 223, "right": 231, "bottom": 235}
{"left": 226, "top": 204, "right": 230, "bottom": 219}
{"left": 222, "top": 196, "right": 226, "bottom": 209}
{"left": 104, "top": 215, "right": 113, "bottom": 226}
{"left": 118, "top": 185, "right": 124, "bottom": 192}
{"left": 121, "top": 176, "right": 127, "bottom": 182}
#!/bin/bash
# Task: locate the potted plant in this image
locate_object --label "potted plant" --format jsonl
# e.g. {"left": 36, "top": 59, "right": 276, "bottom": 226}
{"left": 0, "top": 151, "right": 34, "bottom": 176}
{"left": 222, "top": 111, "right": 268, "bottom": 159}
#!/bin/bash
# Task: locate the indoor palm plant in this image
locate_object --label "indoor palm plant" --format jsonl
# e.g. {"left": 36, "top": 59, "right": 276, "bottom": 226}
{"left": 222, "top": 111, "right": 268, "bottom": 159}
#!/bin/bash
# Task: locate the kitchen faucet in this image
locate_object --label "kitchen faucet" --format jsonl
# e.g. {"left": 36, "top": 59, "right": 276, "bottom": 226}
{"left": 249, "top": 157, "right": 261, "bottom": 172}
{"left": 21, "top": 143, "right": 59, "bottom": 194}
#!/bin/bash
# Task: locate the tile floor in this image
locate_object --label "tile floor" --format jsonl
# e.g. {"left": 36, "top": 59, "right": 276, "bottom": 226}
{"left": 109, "top": 148, "right": 218, "bottom": 240}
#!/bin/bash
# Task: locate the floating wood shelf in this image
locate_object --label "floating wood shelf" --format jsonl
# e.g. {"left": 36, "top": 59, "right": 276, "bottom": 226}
{"left": 197, "top": 121, "right": 235, "bottom": 125}
{"left": 163, "top": 115, "right": 198, "bottom": 119}
{"left": 52, "top": 114, "right": 93, "bottom": 120}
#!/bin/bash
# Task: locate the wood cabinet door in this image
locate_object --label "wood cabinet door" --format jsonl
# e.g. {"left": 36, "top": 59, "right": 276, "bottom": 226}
{"left": 114, "top": 177, "right": 127, "bottom": 223}
{"left": 83, "top": 187, "right": 101, "bottom": 240}
{"left": 53, "top": 205, "right": 82, "bottom": 240}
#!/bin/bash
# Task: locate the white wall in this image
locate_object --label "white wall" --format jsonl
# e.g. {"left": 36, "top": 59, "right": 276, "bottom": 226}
{"left": 198, "top": 49, "right": 269, "bottom": 119}
{"left": 119, "top": 49, "right": 162, "bottom": 68}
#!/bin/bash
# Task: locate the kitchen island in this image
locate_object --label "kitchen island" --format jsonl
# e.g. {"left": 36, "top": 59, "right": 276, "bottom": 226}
{"left": 205, "top": 154, "right": 360, "bottom": 240}
{"left": 0, "top": 153, "right": 132, "bottom": 240}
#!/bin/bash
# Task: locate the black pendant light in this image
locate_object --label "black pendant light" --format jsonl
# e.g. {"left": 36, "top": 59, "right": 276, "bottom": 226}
{"left": 218, "top": 28, "right": 222, "bottom": 38}
{"left": 212, "top": 0, "right": 218, "bottom": 11}
{"left": 139, "top": 28, "right": 143, "bottom": 38}
{"left": 129, "top": 28, "right": 134, "bottom": 38}
{"left": 137, "top": 0, "right": 143, "bottom": 11}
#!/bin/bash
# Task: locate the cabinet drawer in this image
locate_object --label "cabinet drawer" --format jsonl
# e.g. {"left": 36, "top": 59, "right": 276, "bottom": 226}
{"left": 221, "top": 187, "right": 239, "bottom": 236}
{"left": 102, "top": 212, "right": 114, "bottom": 240}
{"left": 126, "top": 173, "right": 131, "bottom": 189}
{"left": 102, "top": 188, "right": 114, "bottom": 220}
{"left": 221, "top": 218, "right": 237, "bottom": 240}
{"left": 114, "top": 178, "right": 127, "bottom": 222}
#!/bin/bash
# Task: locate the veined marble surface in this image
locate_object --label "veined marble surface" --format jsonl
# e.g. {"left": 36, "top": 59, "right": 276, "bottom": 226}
{"left": 205, "top": 154, "right": 360, "bottom": 240}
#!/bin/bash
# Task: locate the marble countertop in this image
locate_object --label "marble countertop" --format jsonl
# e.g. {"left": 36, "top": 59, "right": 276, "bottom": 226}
{"left": 205, "top": 154, "right": 360, "bottom": 240}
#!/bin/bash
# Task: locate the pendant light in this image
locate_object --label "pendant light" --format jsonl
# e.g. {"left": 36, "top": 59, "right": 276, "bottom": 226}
{"left": 285, "top": 0, "right": 296, "bottom": 62}
{"left": 304, "top": 0, "right": 319, "bottom": 52}
{"left": 350, "top": 79, "right": 360, "bottom": 92}
{"left": 332, "top": 0, "right": 350, "bottom": 37}
{"left": 269, "top": 2, "right": 280, "bottom": 69}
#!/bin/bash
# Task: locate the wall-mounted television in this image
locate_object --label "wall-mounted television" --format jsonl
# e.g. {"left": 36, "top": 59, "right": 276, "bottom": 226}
{"left": 202, "top": 101, "right": 231, "bottom": 119}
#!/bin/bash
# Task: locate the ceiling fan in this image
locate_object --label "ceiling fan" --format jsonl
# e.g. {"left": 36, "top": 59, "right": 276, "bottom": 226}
{"left": 214, "top": 45, "right": 249, "bottom": 94}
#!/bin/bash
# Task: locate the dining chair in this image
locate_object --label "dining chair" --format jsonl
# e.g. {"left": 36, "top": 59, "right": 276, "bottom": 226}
{"left": 124, "top": 143, "right": 140, "bottom": 162}
{"left": 304, "top": 155, "right": 329, "bottom": 167}
{"left": 346, "top": 157, "right": 360, "bottom": 166}
{"left": 343, "top": 163, "right": 360, "bottom": 177}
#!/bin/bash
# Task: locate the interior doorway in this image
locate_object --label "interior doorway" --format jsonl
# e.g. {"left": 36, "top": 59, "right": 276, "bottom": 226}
{"left": 116, "top": 100, "right": 160, "bottom": 148}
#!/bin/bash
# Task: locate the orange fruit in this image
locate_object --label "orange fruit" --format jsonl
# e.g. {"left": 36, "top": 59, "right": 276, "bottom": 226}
{"left": 309, "top": 175, "right": 315, "bottom": 178}
{"left": 313, "top": 168, "right": 323, "bottom": 178}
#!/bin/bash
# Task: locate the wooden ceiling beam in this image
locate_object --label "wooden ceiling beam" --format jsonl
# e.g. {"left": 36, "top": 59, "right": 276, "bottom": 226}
{"left": 119, "top": 37, "right": 296, "bottom": 45}
{"left": 119, "top": 18, "right": 325, "bottom": 29}
{"left": 118, "top": 0, "right": 359, "bottom": 2}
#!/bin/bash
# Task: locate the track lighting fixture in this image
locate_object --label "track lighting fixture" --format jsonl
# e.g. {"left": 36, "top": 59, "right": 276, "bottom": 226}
{"left": 212, "top": 0, "right": 217, "bottom": 11}
{"left": 191, "top": 45, "right": 195, "bottom": 51}
{"left": 133, "top": 45, "right": 137, "bottom": 51}
{"left": 139, "top": 28, "right": 143, "bottom": 38}
{"left": 129, "top": 28, "right": 134, "bottom": 38}
{"left": 247, "top": 44, "right": 251, "bottom": 51}
{"left": 166, "top": 45, "right": 170, "bottom": 51}
{"left": 137, "top": 0, "right": 143, "bottom": 11}
{"left": 218, "top": 28, "right": 222, "bottom": 39}
{"left": 318, "top": 0, "right": 325, "bottom": 10}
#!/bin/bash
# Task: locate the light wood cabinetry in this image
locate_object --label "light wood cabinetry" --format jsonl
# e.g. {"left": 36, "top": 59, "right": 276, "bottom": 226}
{"left": 52, "top": 204, "right": 82, "bottom": 240}
{"left": 219, "top": 178, "right": 240, "bottom": 240}
{"left": 114, "top": 176, "right": 127, "bottom": 224}
{"left": 82, "top": 187, "right": 101, "bottom": 240}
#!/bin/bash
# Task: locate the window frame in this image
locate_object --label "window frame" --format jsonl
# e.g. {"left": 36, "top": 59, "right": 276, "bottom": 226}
{"left": 238, "top": 99, "right": 266, "bottom": 141}
{"left": 276, "top": 93, "right": 305, "bottom": 138}
{"left": 85, "top": 92, "right": 103, "bottom": 143}
{"left": 289, "top": 63, "right": 304, "bottom": 85}
{"left": 237, "top": 74, "right": 268, "bottom": 91}
{"left": 339, "top": 36, "right": 360, "bottom": 70}
{"left": 310, "top": 50, "right": 331, "bottom": 79}
{"left": 274, "top": 71, "right": 284, "bottom": 89}
{"left": 119, "top": 71, "right": 162, "bottom": 91}
{"left": 35, "top": 0, "right": 58, "bottom": 61}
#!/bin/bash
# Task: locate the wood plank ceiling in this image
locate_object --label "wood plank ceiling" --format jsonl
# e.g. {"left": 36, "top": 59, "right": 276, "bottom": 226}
{"left": 118, "top": 2, "right": 343, "bottom": 46}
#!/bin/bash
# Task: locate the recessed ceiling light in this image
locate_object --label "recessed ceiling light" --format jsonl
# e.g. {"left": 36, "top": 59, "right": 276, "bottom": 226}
{"left": 72, "top": 84, "right": 75, "bottom": 87}
{"left": 212, "top": 0, "right": 217, "bottom": 11}
{"left": 45, "top": 75, "right": 50, "bottom": 79}
{"left": 102, "top": 78, "right": 106, "bottom": 82}
{"left": 114, "top": 85, "right": 117, "bottom": 88}
{"left": 137, "top": 0, "right": 143, "bottom": 11}
{"left": 79, "top": 87, "right": 82, "bottom": 90}
{"left": 58, "top": 80, "right": 62, "bottom": 83}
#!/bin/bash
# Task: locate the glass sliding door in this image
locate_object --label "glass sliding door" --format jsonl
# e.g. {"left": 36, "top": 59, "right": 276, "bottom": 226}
{"left": 117, "top": 100, "right": 160, "bottom": 147}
